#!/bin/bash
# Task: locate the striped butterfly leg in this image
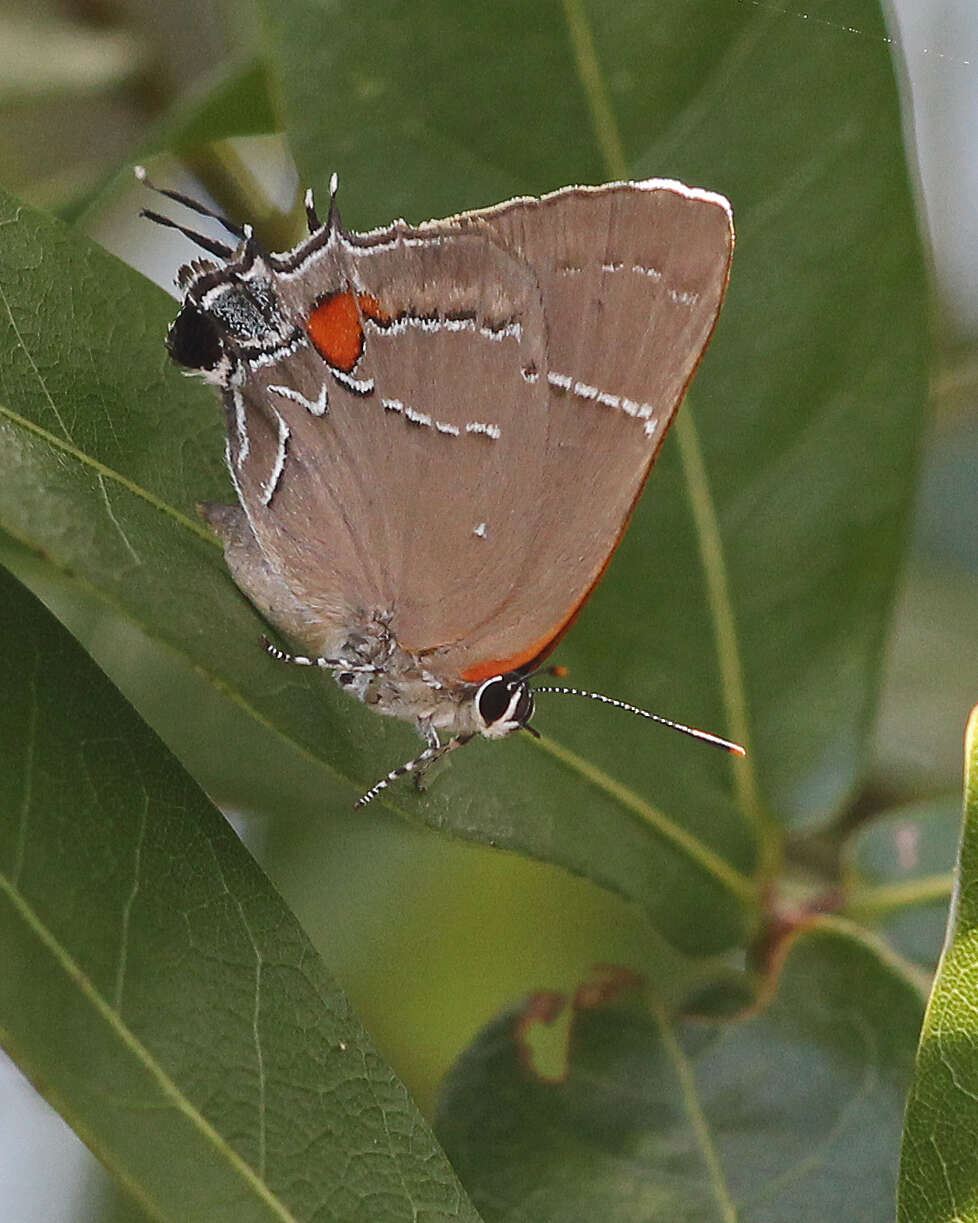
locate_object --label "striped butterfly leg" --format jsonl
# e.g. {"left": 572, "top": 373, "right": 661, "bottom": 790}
{"left": 261, "top": 635, "right": 473, "bottom": 807}
{"left": 354, "top": 731, "right": 475, "bottom": 809}
{"left": 260, "top": 635, "right": 380, "bottom": 676}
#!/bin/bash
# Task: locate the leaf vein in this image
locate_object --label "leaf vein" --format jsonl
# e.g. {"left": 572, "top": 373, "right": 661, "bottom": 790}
{"left": 114, "top": 793, "right": 148, "bottom": 1013}
{"left": 651, "top": 996, "right": 738, "bottom": 1222}
{"left": 0, "top": 400, "right": 217, "bottom": 546}
{"left": 11, "top": 640, "right": 40, "bottom": 886}
{"left": 0, "top": 276, "right": 73, "bottom": 443}
{"left": 0, "top": 869, "right": 298, "bottom": 1221}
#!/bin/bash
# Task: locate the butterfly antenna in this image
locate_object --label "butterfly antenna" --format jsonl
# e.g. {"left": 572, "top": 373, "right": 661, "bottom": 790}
{"left": 134, "top": 165, "right": 246, "bottom": 239}
{"left": 531, "top": 685, "right": 746, "bottom": 755}
{"left": 325, "top": 171, "right": 341, "bottom": 232}
{"left": 138, "top": 208, "right": 235, "bottom": 260}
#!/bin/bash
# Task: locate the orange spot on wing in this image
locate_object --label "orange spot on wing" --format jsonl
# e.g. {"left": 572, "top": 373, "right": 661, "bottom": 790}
{"left": 307, "top": 291, "right": 390, "bottom": 372}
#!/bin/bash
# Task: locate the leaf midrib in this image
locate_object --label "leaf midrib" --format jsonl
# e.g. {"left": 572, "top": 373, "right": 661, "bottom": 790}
{"left": 0, "top": 868, "right": 301, "bottom": 1223}
{"left": 559, "top": 0, "right": 769, "bottom": 854}
{"left": 0, "top": 400, "right": 218, "bottom": 546}
{"left": 0, "top": 397, "right": 756, "bottom": 898}
{"left": 650, "top": 994, "right": 738, "bottom": 1223}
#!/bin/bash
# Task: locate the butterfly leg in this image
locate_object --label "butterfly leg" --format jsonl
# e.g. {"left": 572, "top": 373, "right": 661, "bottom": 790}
{"left": 411, "top": 721, "right": 443, "bottom": 793}
{"left": 354, "top": 734, "right": 474, "bottom": 809}
{"left": 260, "top": 635, "right": 379, "bottom": 675}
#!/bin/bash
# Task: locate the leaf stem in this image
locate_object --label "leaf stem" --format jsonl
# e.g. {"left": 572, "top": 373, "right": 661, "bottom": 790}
{"left": 673, "top": 412, "right": 769, "bottom": 853}
{"left": 846, "top": 873, "right": 954, "bottom": 920}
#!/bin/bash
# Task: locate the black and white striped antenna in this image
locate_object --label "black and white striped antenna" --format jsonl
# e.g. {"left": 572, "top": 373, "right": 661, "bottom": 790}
{"left": 531, "top": 684, "right": 746, "bottom": 755}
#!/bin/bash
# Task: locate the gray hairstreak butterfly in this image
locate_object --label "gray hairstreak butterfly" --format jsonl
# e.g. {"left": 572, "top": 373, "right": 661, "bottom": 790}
{"left": 138, "top": 168, "right": 743, "bottom": 806}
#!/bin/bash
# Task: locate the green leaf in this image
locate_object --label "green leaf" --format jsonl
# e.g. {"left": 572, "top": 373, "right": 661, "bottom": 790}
{"left": 0, "top": 187, "right": 754, "bottom": 955}
{"left": 845, "top": 797, "right": 958, "bottom": 968}
{"left": 0, "top": 0, "right": 929, "bottom": 959}
{"left": 261, "top": 0, "right": 929, "bottom": 827}
{"left": 0, "top": 564, "right": 480, "bottom": 1223}
{"left": 898, "top": 707, "right": 978, "bottom": 1223}
{"left": 164, "top": 57, "right": 278, "bottom": 155}
{"left": 436, "top": 922, "right": 925, "bottom": 1221}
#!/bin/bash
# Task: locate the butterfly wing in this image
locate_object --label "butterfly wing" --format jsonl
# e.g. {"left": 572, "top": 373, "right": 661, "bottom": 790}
{"left": 416, "top": 179, "right": 735, "bottom": 683}
{"left": 214, "top": 181, "right": 732, "bottom": 682}
{"left": 220, "top": 223, "right": 552, "bottom": 661}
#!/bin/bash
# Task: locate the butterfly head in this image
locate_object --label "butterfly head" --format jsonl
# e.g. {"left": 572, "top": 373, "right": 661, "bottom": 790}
{"left": 473, "top": 672, "right": 537, "bottom": 740}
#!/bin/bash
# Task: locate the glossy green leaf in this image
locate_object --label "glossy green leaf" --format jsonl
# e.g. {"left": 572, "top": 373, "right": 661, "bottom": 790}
{"left": 436, "top": 922, "right": 925, "bottom": 1221}
{"left": 899, "top": 707, "right": 978, "bottom": 1223}
{"left": 262, "top": 0, "right": 929, "bottom": 827}
{"left": 845, "top": 797, "right": 958, "bottom": 968}
{"left": 0, "top": 565, "right": 480, "bottom": 1223}
{"left": 0, "top": 186, "right": 753, "bottom": 955}
{"left": 0, "top": 0, "right": 928, "bottom": 961}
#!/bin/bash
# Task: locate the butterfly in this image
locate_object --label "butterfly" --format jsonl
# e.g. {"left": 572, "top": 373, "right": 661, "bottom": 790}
{"left": 139, "top": 168, "right": 741, "bottom": 805}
